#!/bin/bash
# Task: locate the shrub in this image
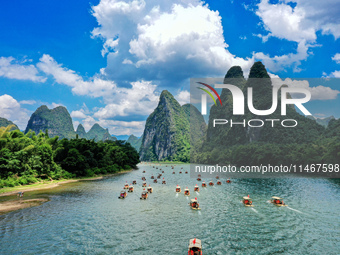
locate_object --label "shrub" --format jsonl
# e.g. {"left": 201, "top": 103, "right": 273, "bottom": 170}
{"left": 18, "top": 177, "right": 28, "bottom": 185}
{"left": 85, "top": 169, "right": 95, "bottom": 177}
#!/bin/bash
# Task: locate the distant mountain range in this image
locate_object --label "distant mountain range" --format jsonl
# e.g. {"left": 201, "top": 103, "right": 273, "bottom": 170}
{"left": 1, "top": 61, "right": 339, "bottom": 163}
{"left": 0, "top": 105, "right": 117, "bottom": 142}
{"left": 0, "top": 106, "right": 143, "bottom": 144}
{"left": 114, "top": 135, "right": 131, "bottom": 141}
{"left": 76, "top": 123, "right": 116, "bottom": 141}
{"left": 126, "top": 134, "right": 143, "bottom": 152}
{"left": 307, "top": 115, "right": 335, "bottom": 127}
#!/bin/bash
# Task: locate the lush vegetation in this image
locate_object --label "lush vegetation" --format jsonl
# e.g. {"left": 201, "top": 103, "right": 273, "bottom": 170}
{"left": 193, "top": 62, "right": 340, "bottom": 166}
{"left": 182, "top": 103, "right": 207, "bottom": 156}
{"left": 192, "top": 137, "right": 340, "bottom": 166}
{"left": 139, "top": 90, "right": 192, "bottom": 162}
{"left": 25, "top": 105, "right": 76, "bottom": 139}
{"left": 0, "top": 125, "right": 140, "bottom": 188}
{"left": 25, "top": 105, "right": 116, "bottom": 142}
{"left": 0, "top": 117, "right": 19, "bottom": 131}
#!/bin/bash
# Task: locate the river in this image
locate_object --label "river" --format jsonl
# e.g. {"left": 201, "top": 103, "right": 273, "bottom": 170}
{"left": 0, "top": 163, "right": 339, "bottom": 254}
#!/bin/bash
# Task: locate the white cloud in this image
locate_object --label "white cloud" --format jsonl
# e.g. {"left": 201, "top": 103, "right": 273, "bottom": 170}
{"left": 253, "top": 0, "right": 340, "bottom": 72}
{"left": 37, "top": 54, "right": 116, "bottom": 98}
{"left": 80, "top": 116, "right": 145, "bottom": 136}
{"left": 101, "top": 38, "right": 119, "bottom": 57}
{"left": 308, "top": 85, "right": 340, "bottom": 100}
{"left": 321, "top": 23, "right": 340, "bottom": 39}
{"left": 73, "top": 120, "right": 80, "bottom": 131}
{"left": 330, "top": 70, "right": 340, "bottom": 78}
{"left": 91, "top": 0, "right": 147, "bottom": 45}
{"left": 35, "top": 54, "right": 160, "bottom": 134}
{"left": 122, "top": 58, "right": 133, "bottom": 64}
{"left": 91, "top": 0, "right": 254, "bottom": 84}
{"left": 271, "top": 78, "right": 340, "bottom": 100}
{"left": 0, "top": 94, "right": 31, "bottom": 130}
{"left": 19, "top": 100, "right": 37, "bottom": 105}
{"left": 256, "top": 1, "right": 316, "bottom": 43}
{"left": 256, "top": 0, "right": 340, "bottom": 41}
{"left": 0, "top": 56, "right": 46, "bottom": 82}
{"left": 176, "top": 90, "right": 190, "bottom": 105}
{"left": 97, "top": 119, "right": 146, "bottom": 136}
{"left": 80, "top": 116, "right": 96, "bottom": 132}
{"left": 76, "top": 114, "right": 146, "bottom": 136}
{"left": 129, "top": 3, "right": 253, "bottom": 74}
{"left": 51, "top": 102, "right": 64, "bottom": 108}
{"left": 34, "top": 101, "right": 65, "bottom": 110}
{"left": 70, "top": 110, "right": 87, "bottom": 119}
{"left": 254, "top": 40, "right": 309, "bottom": 72}
{"left": 291, "top": 0, "right": 340, "bottom": 39}
{"left": 332, "top": 53, "right": 340, "bottom": 64}
{"left": 94, "top": 80, "right": 159, "bottom": 118}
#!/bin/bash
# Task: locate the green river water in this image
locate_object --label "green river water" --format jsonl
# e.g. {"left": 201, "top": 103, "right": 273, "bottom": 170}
{"left": 0, "top": 163, "right": 339, "bottom": 254}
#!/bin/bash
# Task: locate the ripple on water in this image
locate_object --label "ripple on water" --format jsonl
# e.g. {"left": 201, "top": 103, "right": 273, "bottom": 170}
{"left": 0, "top": 164, "right": 339, "bottom": 254}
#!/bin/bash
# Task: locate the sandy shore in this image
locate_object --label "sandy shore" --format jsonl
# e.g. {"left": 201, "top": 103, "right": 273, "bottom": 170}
{"left": 0, "top": 198, "right": 50, "bottom": 214}
{"left": 0, "top": 169, "right": 134, "bottom": 214}
{"left": 0, "top": 169, "right": 133, "bottom": 198}
{"left": 0, "top": 179, "right": 81, "bottom": 197}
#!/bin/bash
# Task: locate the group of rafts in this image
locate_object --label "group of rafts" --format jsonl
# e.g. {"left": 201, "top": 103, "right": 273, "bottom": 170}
{"left": 176, "top": 185, "right": 201, "bottom": 210}
{"left": 119, "top": 164, "right": 287, "bottom": 255}
{"left": 242, "top": 195, "right": 287, "bottom": 207}
{"left": 118, "top": 181, "right": 154, "bottom": 200}
{"left": 118, "top": 164, "right": 169, "bottom": 200}
{"left": 119, "top": 166, "right": 287, "bottom": 208}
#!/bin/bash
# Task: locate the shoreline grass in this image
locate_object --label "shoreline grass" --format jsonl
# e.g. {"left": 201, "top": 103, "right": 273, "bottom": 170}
{"left": 143, "top": 161, "right": 189, "bottom": 164}
{"left": 0, "top": 169, "right": 134, "bottom": 197}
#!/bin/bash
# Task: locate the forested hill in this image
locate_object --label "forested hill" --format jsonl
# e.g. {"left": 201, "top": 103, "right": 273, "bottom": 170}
{"left": 307, "top": 116, "right": 335, "bottom": 127}
{"left": 25, "top": 105, "right": 76, "bottom": 139}
{"left": 139, "top": 90, "right": 191, "bottom": 162}
{"left": 193, "top": 62, "right": 339, "bottom": 165}
{"left": 24, "top": 105, "right": 117, "bottom": 142}
{"left": 205, "top": 62, "right": 324, "bottom": 150}
{"left": 182, "top": 103, "right": 207, "bottom": 154}
{"left": 76, "top": 123, "right": 117, "bottom": 142}
{"left": 0, "top": 117, "right": 19, "bottom": 131}
{"left": 0, "top": 125, "right": 140, "bottom": 188}
{"left": 126, "top": 134, "right": 143, "bottom": 152}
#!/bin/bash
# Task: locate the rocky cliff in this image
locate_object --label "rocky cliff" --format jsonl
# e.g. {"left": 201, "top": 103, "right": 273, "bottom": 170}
{"left": 25, "top": 105, "right": 76, "bottom": 139}
{"left": 76, "top": 123, "right": 87, "bottom": 138}
{"left": 139, "top": 90, "right": 190, "bottom": 162}
{"left": 182, "top": 103, "right": 207, "bottom": 152}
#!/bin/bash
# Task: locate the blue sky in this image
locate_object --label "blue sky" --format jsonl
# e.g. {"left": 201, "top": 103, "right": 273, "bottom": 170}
{"left": 0, "top": 0, "right": 339, "bottom": 135}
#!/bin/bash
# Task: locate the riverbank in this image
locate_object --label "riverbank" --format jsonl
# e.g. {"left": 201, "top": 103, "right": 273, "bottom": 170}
{"left": 0, "top": 169, "right": 133, "bottom": 214}
{"left": 0, "top": 198, "right": 50, "bottom": 214}
{"left": 0, "top": 169, "right": 133, "bottom": 197}
{"left": 143, "top": 161, "right": 188, "bottom": 164}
